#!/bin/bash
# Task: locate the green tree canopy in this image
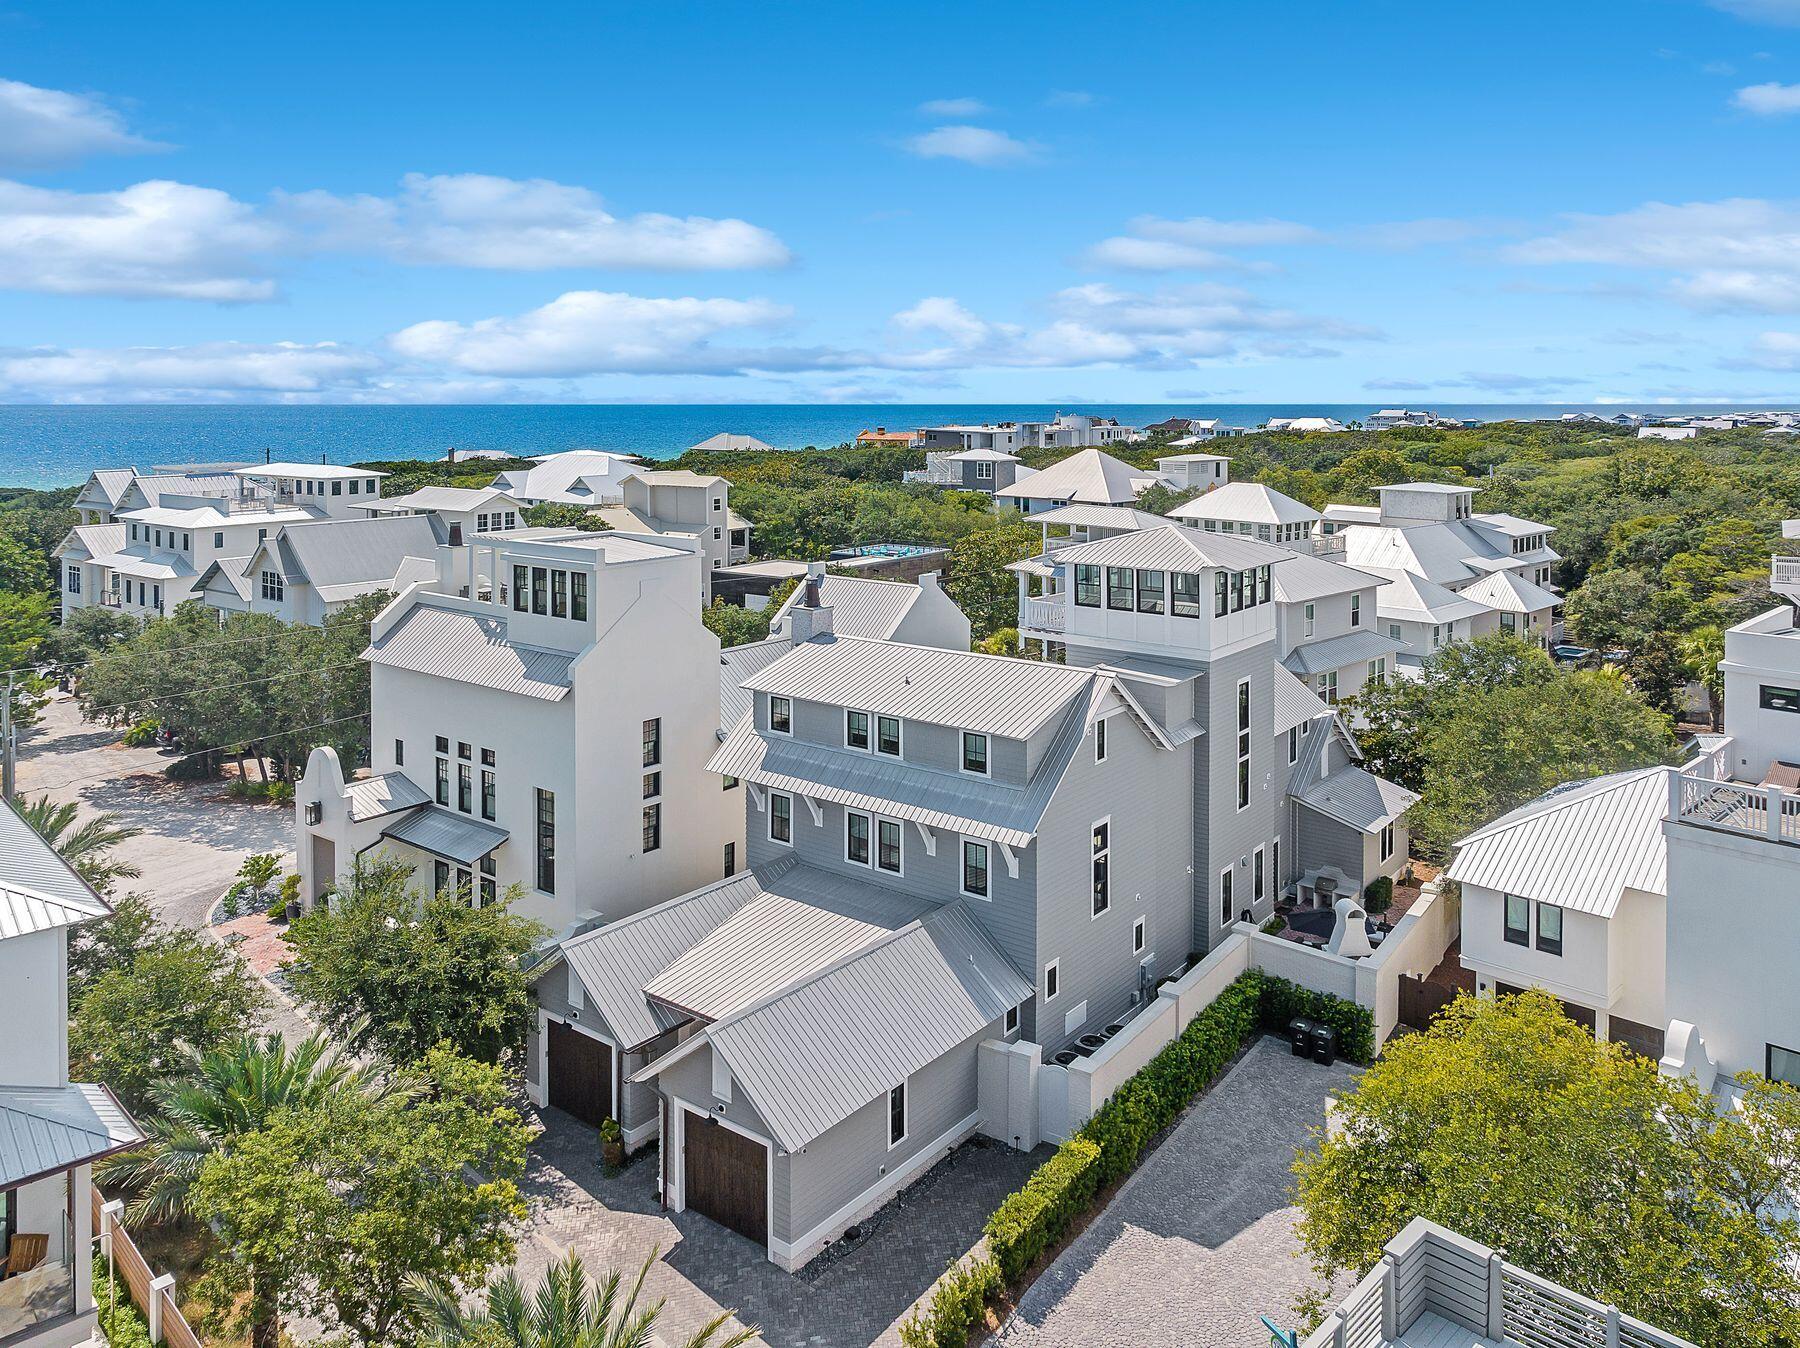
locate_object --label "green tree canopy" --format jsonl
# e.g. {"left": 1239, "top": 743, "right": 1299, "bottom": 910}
{"left": 1293, "top": 990, "right": 1800, "bottom": 1346}
{"left": 943, "top": 518, "right": 1038, "bottom": 641}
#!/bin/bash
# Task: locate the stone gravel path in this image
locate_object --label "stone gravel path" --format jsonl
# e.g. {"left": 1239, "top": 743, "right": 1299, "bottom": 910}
{"left": 994, "top": 1035, "right": 1358, "bottom": 1348}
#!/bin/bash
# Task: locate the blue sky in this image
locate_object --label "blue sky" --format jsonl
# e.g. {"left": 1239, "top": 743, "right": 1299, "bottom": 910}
{"left": 4, "top": 0, "right": 1800, "bottom": 404}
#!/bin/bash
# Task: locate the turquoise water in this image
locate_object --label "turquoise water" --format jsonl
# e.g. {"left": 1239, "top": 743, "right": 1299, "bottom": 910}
{"left": 0, "top": 402, "right": 1778, "bottom": 490}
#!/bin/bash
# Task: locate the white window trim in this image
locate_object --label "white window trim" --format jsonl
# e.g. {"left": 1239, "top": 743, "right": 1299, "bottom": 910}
{"left": 887, "top": 1080, "right": 909, "bottom": 1150}
{"left": 1287, "top": 725, "right": 1299, "bottom": 765}
{"left": 960, "top": 730, "right": 991, "bottom": 778}
{"left": 769, "top": 695, "right": 794, "bottom": 737}
{"left": 1132, "top": 915, "right": 1146, "bottom": 955}
{"left": 1003, "top": 1004, "right": 1020, "bottom": 1036}
{"left": 1253, "top": 844, "right": 1266, "bottom": 905}
{"left": 1235, "top": 676, "right": 1252, "bottom": 813}
{"left": 768, "top": 790, "right": 794, "bottom": 846}
{"left": 1094, "top": 716, "right": 1108, "bottom": 764}
{"left": 876, "top": 713, "right": 903, "bottom": 758}
{"left": 1043, "top": 958, "right": 1061, "bottom": 1002}
{"left": 845, "top": 809, "right": 872, "bottom": 868}
{"left": 960, "top": 838, "right": 991, "bottom": 901}
{"left": 844, "top": 707, "right": 872, "bottom": 753}
{"left": 1090, "top": 815, "right": 1112, "bottom": 921}
{"left": 876, "top": 816, "right": 905, "bottom": 877}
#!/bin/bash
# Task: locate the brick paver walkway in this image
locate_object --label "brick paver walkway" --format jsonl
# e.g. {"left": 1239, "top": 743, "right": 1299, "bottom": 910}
{"left": 994, "top": 1035, "right": 1359, "bottom": 1348}
{"left": 519, "top": 1106, "right": 1047, "bottom": 1348}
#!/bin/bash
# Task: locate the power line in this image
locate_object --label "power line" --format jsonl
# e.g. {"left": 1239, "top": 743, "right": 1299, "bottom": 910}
{"left": 1, "top": 617, "right": 376, "bottom": 682}
{"left": 15, "top": 710, "right": 372, "bottom": 795}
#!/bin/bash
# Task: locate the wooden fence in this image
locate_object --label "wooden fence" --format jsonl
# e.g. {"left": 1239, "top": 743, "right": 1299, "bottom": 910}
{"left": 93, "top": 1187, "right": 204, "bottom": 1348}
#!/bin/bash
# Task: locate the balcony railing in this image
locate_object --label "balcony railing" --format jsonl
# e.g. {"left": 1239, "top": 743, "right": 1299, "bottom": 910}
{"left": 1299, "top": 1217, "right": 1695, "bottom": 1348}
{"left": 1771, "top": 555, "right": 1800, "bottom": 590}
{"left": 1023, "top": 595, "right": 1065, "bottom": 632}
{"left": 1673, "top": 773, "right": 1800, "bottom": 845}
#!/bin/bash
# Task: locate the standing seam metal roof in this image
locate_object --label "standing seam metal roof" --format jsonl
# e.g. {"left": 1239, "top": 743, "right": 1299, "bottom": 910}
{"left": 0, "top": 804, "right": 110, "bottom": 939}
{"left": 1049, "top": 522, "right": 1294, "bottom": 572}
{"left": 1281, "top": 629, "right": 1408, "bottom": 677}
{"left": 364, "top": 603, "right": 575, "bottom": 700}
{"left": 771, "top": 575, "right": 924, "bottom": 641}
{"left": 0, "top": 1084, "right": 144, "bottom": 1188}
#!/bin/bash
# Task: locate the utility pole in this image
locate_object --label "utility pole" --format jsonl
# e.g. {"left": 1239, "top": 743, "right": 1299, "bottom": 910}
{"left": 2, "top": 671, "right": 15, "bottom": 801}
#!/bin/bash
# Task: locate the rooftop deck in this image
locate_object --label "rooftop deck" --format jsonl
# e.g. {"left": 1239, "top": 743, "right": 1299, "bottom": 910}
{"left": 1672, "top": 772, "right": 1800, "bottom": 846}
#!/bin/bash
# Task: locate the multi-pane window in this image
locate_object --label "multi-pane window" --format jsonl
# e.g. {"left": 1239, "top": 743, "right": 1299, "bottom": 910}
{"left": 1379, "top": 822, "right": 1395, "bottom": 861}
{"left": 770, "top": 696, "right": 792, "bottom": 734}
{"left": 434, "top": 860, "right": 450, "bottom": 897}
{"left": 1504, "top": 893, "right": 1530, "bottom": 946}
{"left": 846, "top": 811, "right": 871, "bottom": 865}
{"left": 481, "top": 768, "right": 496, "bottom": 820}
{"left": 435, "top": 756, "right": 450, "bottom": 806}
{"left": 531, "top": 566, "right": 548, "bottom": 615}
{"left": 642, "top": 718, "right": 661, "bottom": 768}
{"left": 1221, "top": 866, "right": 1234, "bottom": 924}
{"left": 536, "top": 789, "right": 556, "bottom": 894}
{"left": 642, "top": 771, "right": 661, "bottom": 799}
{"left": 888, "top": 1082, "right": 907, "bottom": 1147}
{"left": 962, "top": 732, "right": 989, "bottom": 775}
{"left": 571, "top": 572, "right": 588, "bottom": 621}
{"left": 1135, "top": 569, "right": 1165, "bottom": 614}
{"left": 1091, "top": 820, "right": 1110, "bottom": 917}
{"left": 1535, "top": 902, "right": 1563, "bottom": 956}
{"left": 1095, "top": 718, "right": 1108, "bottom": 763}
{"left": 877, "top": 715, "right": 901, "bottom": 756}
{"left": 458, "top": 762, "right": 473, "bottom": 813}
{"left": 878, "top": 819, "right": 902, "bottom": 873}
{"left": 1074, "top": 564, "right": 1101, "bottom": 607}
{"left": 1105, "top": 567, "right": 1134, "bottom": 611}
{"left": 1303, "top": 603, "right": 1315, "bottom": 638}
{"left": 1369, "top": 657, "right": 1387, "bottom": 682}
{"left": 846, "top": 709, "right": 870, "bottom": 750}
{"left": 642, "top": 804, "right": 661, "bottom": 853}
{"left": 1317, "top": 671, "right": 1338, "bottom": 703}
{"left": 1172, "top": 572, "right": 1202, "bottom": 618}
{"left": 770, "top": 791, "right": 792, "bottom": 843}
{"left": 458, "top": 741, "right": 471, "bottom": 760}
{"left": 1350, "top": 594, "right": 1361, "bottom": 627}
{"left": 260, "top": 570, "right": 284, "bottom": 602}
{"left": 1236, "top": 679, "right": 1252, "bottom": 810}
{"left": 551, "top": 569, "right": 568, "bottom": 618}
{"left": 479, "top": 854, "right": 496, "bottom": 906}
{"left": 724, "top": 842, "right": 736, "bottom": 877}
{"left": 1213, "top": 570, "right": 1229, "bottom": 617}
{"left": 512, "top": 564, "right": 528, "bottom": 612}
{"left": 962, "top": 840, "right": 990, "bottom": 898}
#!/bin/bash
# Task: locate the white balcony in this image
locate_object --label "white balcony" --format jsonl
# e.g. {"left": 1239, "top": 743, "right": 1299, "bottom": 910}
{"left": 1771, "top": 554, "right": 1800, "bottom": 597}
{"left": 1024, "top": 595, "right": 1066, "bottom": 632}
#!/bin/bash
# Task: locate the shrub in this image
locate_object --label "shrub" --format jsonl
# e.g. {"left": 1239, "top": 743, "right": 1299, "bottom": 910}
{"left": 266, "top": 780, "right": 295, "bottom": 805}
{"left": 599, "top": 1117, "right": 623, "bottom": 1145}
{"left": 1260, "top": 914, "right": 1287, "bottom": 935}
{"left": 1362, "top": 875, "right": 1395, "bottom": 916}
{"left": 166, "top": 751, "right": 217, "bottom": 781}
{"left": 984, "top": 1138, "right": 1102, "bottom": 1282}
{"left": 1256, "top": 973, "right": 1375, "bottom": 1064}
{"left": 899, "top": 1253, "right": 1001, "bottom": 1348}
{"left": 121, "top": 718, "right": 160, "bottom": 747}
{"left": 92, "top": 1256, "right": 154, "bottom": 1348}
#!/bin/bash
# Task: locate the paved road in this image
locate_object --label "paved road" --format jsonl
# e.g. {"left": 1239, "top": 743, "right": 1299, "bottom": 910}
{"left": 994, "top": 1035, "right": 1358, "bottom": 1348}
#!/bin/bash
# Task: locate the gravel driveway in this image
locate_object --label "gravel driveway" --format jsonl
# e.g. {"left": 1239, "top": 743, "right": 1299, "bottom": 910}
{"left": 994, "top": 1035, "right": 1358, "bottom": 1348}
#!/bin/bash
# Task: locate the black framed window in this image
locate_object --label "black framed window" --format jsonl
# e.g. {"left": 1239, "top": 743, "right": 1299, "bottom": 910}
{"left": 1768, "top": 1043, "right": 1800, "bottom": 1088}
{"left": 481, "top": 769, "right": 496, "bottom": 820}
{"left": 1504, "top": 893, "right": 1530, "bottom": 945}
{"left": 962, "top": 840, "right": 990, "bottom": 898}
{"left": 1229, "top": 570, "right": 1244, "bottom": 612}
{"left": 434, "top": 859, "right": 450, "bottom": 897}
{"left": 642, "top": 771, "right": 661, "bottom": 799}
{"left": 1536, "top": 902, "right": 1563, "bottom": 956}
{"left": 571, "top": 571, "right": 588, "bottom": 621}
{"left": 1256, "top": 565, "right": 1271, "bottom": 605}
{"left": 536, "top": 788, "right": 556, "bottom": 894}
{"left": 877, "top": 715, "right": 901, "bottom": 756}
{"left": 1173, "top": 572, "right": 1202, "bottom": 618}
{"left": 1092, "top": 820, "right": 1110, "bottom": 917}
{"left": 551, "top": 569, "right": 568, "bottom": 618}
{"left": 512, "top": 565, "right": 529, "bottom": 611}
{"left": 724, "top": 842, "right": 736, "bottom": 877}
{"left": 878, "top": 819, "right": 902, "bottom": 873}
{"left": 846, "top": 709, "right": 870, "bottom": 750}
{"left": 457, "top": 762, "right": 473, "bottom": 813}
{"left": 479, "top": 854, "right": 496, "bottom": 906}
{"left": 395, "top": 738, "right": 404, "bottom": 766}
{"left": 1254, "top": 847, "right": 1265, "bottom": 903}
{"left": 458, "top": 741, "right": 471, "bottom": 759}
{"left": 435, "top": 757, "right": 449, "bottom": 806}
{"left": 1350, "top": 593, "right": 1362, "bottom": 627}
{"left": 642, "top": 804, "right": 661, "bottom": 853}
{"left": 770, "top": 696, "right": 792, "bottom": 734}
{"left": 770, "top": 792, "right": 792, "bottom": 843}
{"left": 888, "top": 1082, "right": 906, "bottom": 1147}
{"left": 1136, "top": 569, "right": 1165, "bottom": 614}
{"left": 962, "top": 732, "right": 989, "bottom": 775}
{"left": 1074, "top": 564, "right": 1101, "bottom": 607}
{"left": 846, "top": 811, "right": 871, "bottom": 865}
{"left": 530, "top": 566, "right": 548, "bottom": 615}
{"left": 1220, "top": 867, "right": 1233, "bottom": 924}
{"left": 1760, "top": 685, "right": 1800, "bottom": 714}
{"left": 1106, "top": 566, "right": 1135, "bottom": 611}
{"left": 642, "top": 717, "right": 661, "bottom": 767}
{"left": 481, "top": 747, "right": 495, "bottom": 766}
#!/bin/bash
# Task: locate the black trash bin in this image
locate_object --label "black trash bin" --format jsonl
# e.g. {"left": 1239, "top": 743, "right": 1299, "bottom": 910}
{"left": 1309, "top": 1022, "right": 1338, "bottom": 1067}
{"left": 1288, "top": 1017, "right": 1314, "bottom": 1057}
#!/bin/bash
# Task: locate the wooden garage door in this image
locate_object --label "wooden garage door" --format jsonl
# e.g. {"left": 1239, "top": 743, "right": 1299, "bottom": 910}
{"left": 683, "top": 1110, "right": 767, "bottom": 1247}
{"left": 547, "top": 1020, "right": 612, "bottom": 1128}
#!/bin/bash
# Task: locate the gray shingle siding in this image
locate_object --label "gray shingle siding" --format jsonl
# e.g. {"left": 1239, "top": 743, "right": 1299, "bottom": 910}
{"left": 1192, "top": 643, "right": 1284, "bottom": 950}
{"left": 765, "top": 691, "right": 1028, "bottom": 788}
{"left": 1296, "top": 803, "right": 1368, "bottom": 884}
{"left": 527, "top": 963, "right": 661, "bottom": 1134}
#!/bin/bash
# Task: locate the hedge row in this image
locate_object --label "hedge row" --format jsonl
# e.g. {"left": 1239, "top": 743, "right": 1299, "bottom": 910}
{"left": 899, "top": 1252, "right": 1003, "bottom": 1348}
{"left": 903, "top": 968, "right": 1372, "bottom": 1348}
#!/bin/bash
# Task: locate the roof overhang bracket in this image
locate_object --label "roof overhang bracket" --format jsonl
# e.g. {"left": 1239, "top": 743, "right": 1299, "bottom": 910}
{"left": 802, "top": 795, "right": 824, "bottom": 828}
{"left": 998, "top": 841, "right": 1020, "bottom": 879}
{"left": 913, "top": 821, "right": 937, "bottom": 856}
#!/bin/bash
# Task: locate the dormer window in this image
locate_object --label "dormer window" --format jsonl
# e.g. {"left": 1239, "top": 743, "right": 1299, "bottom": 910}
{"left": 846, "top": 709, "right": 870, "bottom": 750}
{"left": 770, "top": 695, "right": 792, "bottom": 735}
{"left": 962, "top": 732, "right": 989, "bottom": 775}
{"left": 877, "top": 715, "right": 901, "bottom": 756}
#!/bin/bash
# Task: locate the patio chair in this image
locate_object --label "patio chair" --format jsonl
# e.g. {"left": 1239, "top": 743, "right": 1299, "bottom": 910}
{"left": 0, "top": 1233, "right": 48, "bottom": 1279}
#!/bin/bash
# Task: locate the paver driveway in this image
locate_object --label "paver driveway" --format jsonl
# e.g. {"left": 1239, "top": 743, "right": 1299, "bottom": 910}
{"left": 994, "top": 1035, "right": 1358, "bottom": 1348}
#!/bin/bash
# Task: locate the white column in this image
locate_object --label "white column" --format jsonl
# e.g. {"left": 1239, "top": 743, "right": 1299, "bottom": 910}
{"left": 72, "top": 1165, "right": 94, "bottom": 1310}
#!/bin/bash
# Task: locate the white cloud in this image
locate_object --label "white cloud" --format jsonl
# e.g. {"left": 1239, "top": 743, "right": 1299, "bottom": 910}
{"left": 1083, "top": 237, "right": 1263, "bottom": 271}
{"left": 917, "top": 98, "right": 988, "bottom": 118}
{"left": 1084, "top": 214, "right": 1488, "bottom": 273}
{"left": 277, "top": 172, "right": 789, "bottom": 270}
{"left": 905, "top": 125, "right": 1038, "bottom": 166}
{"left": 0, "top": 341, "right": 382, "bottom": 399}
{"left": 1455, "top": 371, "right": 1586, "bottom": 393}
{"left": 1505, "top": 198, "right": 1800, "bottom": 312}
{"left": 1044, "top": 90, "right": 1095, "bottom": 109}
{"left": 0, "top": 77, "right": 165, "bottom": 169}
{"left": 1711, "top": 0, "right": 1800, "bottom": 23}
{"left": 1733, "top": 81, "right": 1800, "bottom": 113}
{"left": 0, "top": 179, "right": 282, "bottom": 300}
{"left": 388, "top": 289, "right": 798, "bottom": 377}
{"left": 1729, "top": 330, "right": 1800, "bottom": 369}
{"left": 1128, "top": 215, "right": 1323, "bottom": 248}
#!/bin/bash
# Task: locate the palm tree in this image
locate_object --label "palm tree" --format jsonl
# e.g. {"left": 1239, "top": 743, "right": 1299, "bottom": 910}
{"left": 11, "top": 794, "right": 142, "bottom": 893}
{"left": 416, "top": 1250, "right": 758, "bottom": 1348}
{"left": 97, "top": 1024, "right": 382, "bottom": 1225}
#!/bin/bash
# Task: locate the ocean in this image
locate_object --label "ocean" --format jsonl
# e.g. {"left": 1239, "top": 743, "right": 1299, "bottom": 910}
{"left": 0, "top": 402, "right": 1780, "bottom": 490}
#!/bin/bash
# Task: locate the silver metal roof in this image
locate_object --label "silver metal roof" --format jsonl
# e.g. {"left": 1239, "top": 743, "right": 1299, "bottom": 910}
{"left": 1272, "top": 665, "right": 1330, "bottom": 735}
{"left": 368, "top": 485, "right": 517, "bottom": 513}
{"left": 771, "top": 575, "right": 924, "bottom": 641}
{"left": 1271, "top": 552, "right": 1386, "bottom": 604}
{"left": 1296, "top": 765, "right": 1419, "bottom": 833}
{"left": 1281, "top": 629, "right": 1407, "bottom": 678}
{"left": 0, "top": 1084, "right": 143, "bottom": 1188}
{"left": 994, "top": 448, "right": 1163, "bottom": 505}
{"left": 704, "top": 902, "right": 1030, "bottom": 1151}
{"left": 0, "top": 803, "right": 110, "bottom": 940}
{"left": 379, "top": 804, "right": 509, "bottom": 865}
{"left": 272, "top": 514, "right": 446, "bottom": 598}
{"left": 741, "top": 635, "right": 1093, "bottom": 740}
{"left": 1446, "top": 767, "right": 1670, "bottom": 915}
{"left": 644, "top": 864, "right": 934, "bottom": 1023}
{"left": 561, "top": 863, "right": 785, "bottom": 1049}
{"left": 719, "top": 636, "right": 790, "bottom": 735}
{"left": 1050, "top": 523, "right": 1292, "bottom": 573}
{"left": 346, "top": 771, "right": 432, "bottom": 822}
{"left": 1169, "top": 481, "right": 1320, "bottom": 527}
{"left": 365, "top": 602, "right": 575, "bottom": 701}
{"left": 1025, "top": 503, "right": 1166, "bottom": 530}
{"left": 1361, "top": 567, "right": 1491, "bottom": 623}
{"left": 1460, "top": 569, "right": 1561, "bottom": 615}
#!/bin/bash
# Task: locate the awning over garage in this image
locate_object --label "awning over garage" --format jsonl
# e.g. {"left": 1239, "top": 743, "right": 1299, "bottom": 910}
{"left": 380, "top": 805, "right": 508, "bottom": 865}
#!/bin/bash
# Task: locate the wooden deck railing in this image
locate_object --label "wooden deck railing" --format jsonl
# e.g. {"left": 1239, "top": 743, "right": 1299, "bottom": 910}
{"left": 93, "top": 1187, "right": 204, "bottom": 1348}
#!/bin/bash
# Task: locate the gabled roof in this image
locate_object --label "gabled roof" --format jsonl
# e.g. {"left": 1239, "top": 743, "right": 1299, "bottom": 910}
{"left": 1296, "top": 765, "right": 1419, "bottom": 833}
{"left": 57, "top": 522, "right": 125, "bottom": 562}
{"left": 1271, "top": 552, "right": 1385, "bottom": 604}
{"left": 1446, "top": 767, "right": 1671, "bottom": 915}
{"left": 993, "top": 448, "right": 1165, "bottom": 505}
{"left": 1025, "top": 503, "right": 1165, "bottom": 531}
{"left": 690, "top": 901, "right": 1029, "bottom": 1151}
{"left": 195, "top": 555, "right": 255, "bottom": 601}
{"left": 1050, "top": 522, "right": 1292, "bottom": 572}
{"left": 1461, "top": 569, "right": 1561, "bottom": 615}
{"left": 367, "top": 485, "right": 520, "bottom": 514}
{"left": 769, "top": 575, "right": 928, "bottom": 642}
{"left": 689, "top": 433, "right": 774, "bottom": 452}
{"left": 1169, "top": 481, "right": 1320, "bottom": 527}
{"left": 628, "top": 469, "right": 726, "bottom": 488}
{"left": 238, "top": 463, "right": 386, "bottom": 480}
{"left": 364, "top": 602, "right": 575, "bottom": 701}
{"left": 1361, "top": 567, "right": 1491, "bottom": 623}
{"left": 1272, "top": 665, "right": 1330, "bottom": 734}
{"left": 78, "top": 469, "right": 137, "bottom": 509}
{"left": 266, "top": 515, "right": 446, "bottom": 599}
{"left": 942, "top": 446, "right": 1020, "bottom": 462}
{"left": 740, "top": 635, "right": 1093, "bottom": 740}
{"left": 1281, "top": 629, "right": 1407, "bottom": 678}
{"left": 0, "top": 1084, "right": 143, "bottom": 1188}
{"left": 0, "top": 801, "right": 111, "bottom": 941}
{"left": 719, "top": 636, "right": 791, "bottom": 735}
